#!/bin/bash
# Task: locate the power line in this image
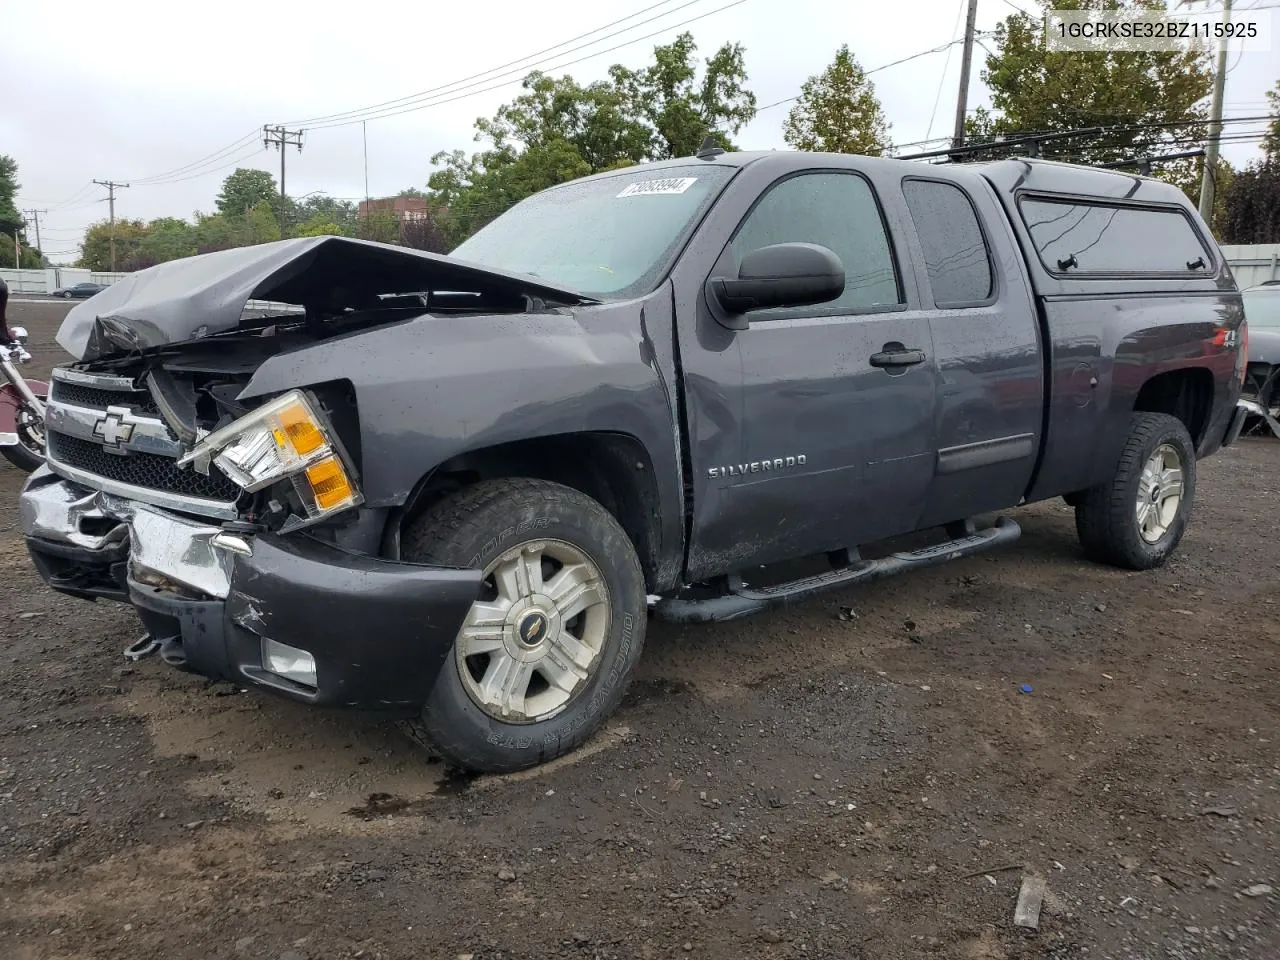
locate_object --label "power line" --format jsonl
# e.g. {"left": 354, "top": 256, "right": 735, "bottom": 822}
{"left": 126, "top": 129, "right": 263, "bottom": 185}
{"left": 281, "top": 0, "right": 709, "bottom": 128}
{"left": 755, "top": 34, "right": 994, "bottom": 115}
{"left": 299, "top": 0, "right": 752, "bottom": 130}
{"left": 926, "top": 0, "right": 969, "bottom": 142}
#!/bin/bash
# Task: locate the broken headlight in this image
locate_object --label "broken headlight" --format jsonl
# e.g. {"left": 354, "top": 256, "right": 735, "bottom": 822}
{"left": 178, "top": 390, "right": 362, "bottom": 520}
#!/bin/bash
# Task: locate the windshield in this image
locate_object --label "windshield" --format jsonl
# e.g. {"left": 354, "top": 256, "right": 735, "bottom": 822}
{"left": 450, "top": 165, "right": 734, "bottom": 300}
{"left": 1244, "top": 288, "right": 1280, "bottom": 329}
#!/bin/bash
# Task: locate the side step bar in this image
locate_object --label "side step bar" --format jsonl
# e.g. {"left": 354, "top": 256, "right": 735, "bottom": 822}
{"left": 655, "top": 517, "right": 1021, "bottom": 624}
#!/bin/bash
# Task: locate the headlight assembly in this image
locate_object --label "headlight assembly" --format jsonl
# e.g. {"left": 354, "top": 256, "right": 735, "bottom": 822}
{"left": 178, "top": 390, "right": 361, "bottom": 520}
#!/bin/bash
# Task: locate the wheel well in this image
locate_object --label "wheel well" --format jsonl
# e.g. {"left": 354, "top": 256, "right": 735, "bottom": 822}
{"left": 1133, "top": 368, "right": 1214, "bottom": 448}
{"left": 393, "top": 433, "right": 664, "bottom": 590}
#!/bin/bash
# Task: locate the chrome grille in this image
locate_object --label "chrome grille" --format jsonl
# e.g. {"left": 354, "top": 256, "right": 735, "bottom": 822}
{"left": 48, "top": 433, "right": 242, "bottom": 502}
{"left": 45, "top": 368, "right": 241, "bottom": 518}
{"left": 49, "top": 379, "right": 160, "bottom": 416}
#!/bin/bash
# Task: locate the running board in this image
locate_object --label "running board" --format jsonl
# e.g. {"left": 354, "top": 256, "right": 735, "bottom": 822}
{"left": 655, "top": 517, "right": 1021, "bottom": 623}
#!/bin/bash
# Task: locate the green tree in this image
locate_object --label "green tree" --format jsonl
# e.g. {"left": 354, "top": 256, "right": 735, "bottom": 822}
{"left": 968, "top": 0, "right": 1212, "bottom": 165}
{"left": 77, "top": 219, "right": 150, "bottom": 271}
{"left": 194, "top": 212, "right": 236, "bottom": 254}
{"left": 610, "top": 32, "right": 756, "bottom": 158}
{"left": 427, "top": 34, "right": 756, "bottom": 247}
{"left": 291, "top": 194, "right": 358, "bottom": 235}
{"left": 0, "top": 156, "right": 26, "bottom": 267}
{"left": 1264, "top": 80, "right": 1280, "bottom": 158}
{"left": 783, "top": 45, "right": 891, "bottom": 155}
{"left": 1221, "top": 160, "right": 1280, "bottom": 243}
{"left": 215, "top": 168, "right": 279, "bottom": 218}
{"left": 295, "top": 216, "right": 346, "bottom": 237}
{"left": 244, "top": 201, "right": 282, "bottom": 245}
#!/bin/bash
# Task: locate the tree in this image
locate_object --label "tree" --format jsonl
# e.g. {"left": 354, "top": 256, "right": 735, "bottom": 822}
{"left": 1162, "top": 155, "right": 1233, "bottom": 236}
{"left": 244, "top": 201, "right": 281, "bottom": 245}
{"left": 1264, "top": 80, "right": 1280, "bottom": 158}
{"left": 1221, "top": 160, "right": 1280, "bottom": 243}
{"left": 294, "top": 216, "right": 346, "bottom": 237}
{"left": 0, "top": 156, "right": 22, "bottom": 237}
{"left": 215, "top": 168, "right": 279, "bottom": 218}
{"left": 783, "top": 45, "right": 891, "bottom": 156}
{"left": 610, "top": 32, "right": 756, "bottom": 158}
{"left": 427, "top": 34, "right": 756, "bottom": 247}
{"left": 290, "top": 194, "right": 357, "bottom": 236}
{"left": 968, "top": 0, "right": 1212, "bottom": 165}
{"left": 77, "top": 219, "right": 150, "bottom": 271}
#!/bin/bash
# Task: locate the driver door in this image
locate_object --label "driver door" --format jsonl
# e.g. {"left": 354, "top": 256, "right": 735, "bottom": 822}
{"left": 678, "top": 168, "right": 939, "bottom": 581}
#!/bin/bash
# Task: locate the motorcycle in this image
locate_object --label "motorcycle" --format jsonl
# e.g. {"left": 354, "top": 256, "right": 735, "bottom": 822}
{"left": 0, "top": 327, "right": 48, "bottom": 472}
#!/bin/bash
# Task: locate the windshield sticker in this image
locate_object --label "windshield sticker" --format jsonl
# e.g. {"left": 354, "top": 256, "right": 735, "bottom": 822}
{"left": 616, "top": 177, "right": 698, "bottom": 198}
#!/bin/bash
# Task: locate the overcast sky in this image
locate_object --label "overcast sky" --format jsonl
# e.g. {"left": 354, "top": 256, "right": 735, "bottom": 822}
{"left": 3, "top": 0, "right": 1275, "bottom": 264}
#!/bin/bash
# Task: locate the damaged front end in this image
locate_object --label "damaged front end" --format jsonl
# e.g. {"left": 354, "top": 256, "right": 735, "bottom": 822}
{"left": 18, "top": 236, "right": 585, "bottom": 706}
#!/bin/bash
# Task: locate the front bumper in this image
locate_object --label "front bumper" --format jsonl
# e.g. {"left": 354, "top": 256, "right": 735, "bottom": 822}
{"left": 20, "top": 468, "right": 482, "bottom": 709}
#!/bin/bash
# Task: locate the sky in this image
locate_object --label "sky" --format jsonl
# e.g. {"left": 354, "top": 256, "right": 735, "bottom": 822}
{"left": 3, "top": 0, "right": 1276, "bottom": 264}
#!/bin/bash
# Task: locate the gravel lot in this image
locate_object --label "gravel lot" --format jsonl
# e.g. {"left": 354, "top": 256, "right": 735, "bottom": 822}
{"left": 1, "top": 300, "right": 1277, "bottom": 960}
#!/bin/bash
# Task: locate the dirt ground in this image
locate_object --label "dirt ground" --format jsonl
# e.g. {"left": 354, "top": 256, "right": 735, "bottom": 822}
{"left": 0, "top": 299, "right": 1277, "bottom": 960}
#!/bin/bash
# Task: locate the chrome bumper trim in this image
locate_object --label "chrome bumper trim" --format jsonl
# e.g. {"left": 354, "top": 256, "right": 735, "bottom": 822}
{"left": 20, "top": 471, "right": 239, "bottom": 598}
{"left": 43, "top": 456, "right": 241, "bottom": 521}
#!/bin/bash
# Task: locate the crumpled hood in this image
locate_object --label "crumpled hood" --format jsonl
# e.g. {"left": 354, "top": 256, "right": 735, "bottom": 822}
{"left": 57, "top": 235, "right": 592, "bottom": 362}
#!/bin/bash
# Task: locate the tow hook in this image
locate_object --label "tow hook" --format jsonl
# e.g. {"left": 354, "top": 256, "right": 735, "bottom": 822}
{"left": 123, "top": 634, "right": 161, "bottom": 661}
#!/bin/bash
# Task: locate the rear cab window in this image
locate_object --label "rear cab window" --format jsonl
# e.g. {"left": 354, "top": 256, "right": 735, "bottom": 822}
{"left": 1018, "top": 197, "right": 1212, "bottom": 276}
{"left": 902, "top": 178, "right": 995, "bottom": 306}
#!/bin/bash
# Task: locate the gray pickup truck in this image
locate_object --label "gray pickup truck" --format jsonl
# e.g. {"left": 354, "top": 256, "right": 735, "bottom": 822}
{"left": 20, "top": 149, "right": 1248, "bottom": 773}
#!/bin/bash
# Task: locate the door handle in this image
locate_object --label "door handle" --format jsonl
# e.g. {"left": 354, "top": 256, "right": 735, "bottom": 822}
{"left": 869, "top": 348, "right": 926, "bottom": 369}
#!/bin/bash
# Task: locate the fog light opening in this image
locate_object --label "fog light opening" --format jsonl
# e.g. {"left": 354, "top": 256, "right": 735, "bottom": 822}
{"left": 262, "top": 638, "right": 318, "bottom": 688}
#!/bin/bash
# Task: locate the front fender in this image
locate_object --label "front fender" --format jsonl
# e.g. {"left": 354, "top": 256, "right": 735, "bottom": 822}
{"left": 238, "top": 292, "right": 686, "bottom": 583}
{"left": 0, "top": 380, "right": 48, "bottom": 434}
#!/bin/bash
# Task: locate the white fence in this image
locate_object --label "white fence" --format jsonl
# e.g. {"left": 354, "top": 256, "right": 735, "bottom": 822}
{"left": 0, "top": 268, "right": 128, "bottom": 295}
{"left": 1222, "top": 244, "right": 1280, "bottom": 289}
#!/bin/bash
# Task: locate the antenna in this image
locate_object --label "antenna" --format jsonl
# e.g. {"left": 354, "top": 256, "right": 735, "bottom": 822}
{"left": 695, "top": 135, "right": 725, "bottom": 160}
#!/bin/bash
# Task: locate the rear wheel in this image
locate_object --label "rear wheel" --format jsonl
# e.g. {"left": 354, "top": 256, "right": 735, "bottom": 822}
{"left": 1075, "top": 412, "right": 1196, "bottom": 570}
{"left": 400, "top": 478, "right": 646, "bottom": 773}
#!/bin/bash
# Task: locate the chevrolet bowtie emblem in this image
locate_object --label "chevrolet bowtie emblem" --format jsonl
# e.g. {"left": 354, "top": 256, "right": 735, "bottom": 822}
{"left": 93, "top": 409, "right": 136, "bottom": 447}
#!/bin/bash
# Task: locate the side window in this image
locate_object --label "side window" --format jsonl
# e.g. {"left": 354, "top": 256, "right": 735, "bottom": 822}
{"left": 902, "top": 179, "right": 994, "bottom": 306}
{"left": 1018, "top": 197, "right": 1211, "bottom": 275}
{"left": 730, "top": 172, "right": 902, "bottom": 315}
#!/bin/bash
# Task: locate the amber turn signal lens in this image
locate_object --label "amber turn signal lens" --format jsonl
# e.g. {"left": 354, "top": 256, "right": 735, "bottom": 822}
{"left": 278, "top": 402, "right": 325, "bottom": 455}
{"left": 305, "top": 457, "right": 354, "bottom": 511}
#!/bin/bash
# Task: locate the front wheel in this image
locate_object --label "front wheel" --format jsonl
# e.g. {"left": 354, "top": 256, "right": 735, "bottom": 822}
{"left": 1075, "top": 412, "right": 1196, "bottom": 570}
{"left": 0, "top": 400, "right": 45, "bottom": 472}
{"left": 400, "top": 478, "right": 646, "bottom": 773}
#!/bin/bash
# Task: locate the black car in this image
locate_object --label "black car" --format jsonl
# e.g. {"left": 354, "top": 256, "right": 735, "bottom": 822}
{"left": 51, "top": 282, "right": 106, "bottom": 299}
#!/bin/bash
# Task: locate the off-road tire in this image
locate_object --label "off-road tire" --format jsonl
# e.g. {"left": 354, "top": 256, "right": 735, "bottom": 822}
{"left": 1075, "top": 412, "right": 1196, "bottom": 570}
{"left": 400, "top": 478, "right": 646, "bottom": 774}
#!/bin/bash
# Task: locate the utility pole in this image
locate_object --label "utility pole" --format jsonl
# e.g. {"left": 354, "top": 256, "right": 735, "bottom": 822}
{"left": 22, "top": 209, "right": 47, "bottom": 260}
{"left": 1198, "top": 0, "right": 1232, "bottom": 222}
{"left": 92, "top": 179, "right": 130, "bottom": 272}
{"left": 952, "top": 0, "right": 980, "bottom": 150}
{"left": 263, "top": 124, "right": 304, "bottom": 232}
{"left": 363, "top": 121, "right": 370, "bottom": 217}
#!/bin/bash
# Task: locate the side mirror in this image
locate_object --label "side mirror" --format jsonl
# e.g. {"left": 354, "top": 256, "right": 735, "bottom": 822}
{"left": 710, "top": 243, "right": 845, "bottom": 323}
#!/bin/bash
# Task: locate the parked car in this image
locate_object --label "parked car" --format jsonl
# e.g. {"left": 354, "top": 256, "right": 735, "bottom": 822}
{"left": 51, "top": 282, "right": 106, "bottom": 299}
{"left": 20, "top": 150, "right": 1247, "bottom": 773}
{"left": 1238, "top": 281, "right": 1280, "bottom": 436}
